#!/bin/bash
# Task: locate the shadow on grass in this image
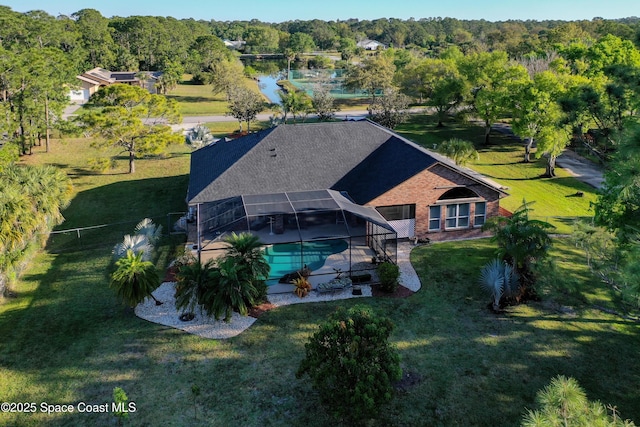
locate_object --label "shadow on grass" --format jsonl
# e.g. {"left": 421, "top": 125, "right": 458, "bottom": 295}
{"left": 2, "top": 236, "right": 640, "bottom": 426}
{"left": 546, "top": 176, "right": 599, "bottom": 194}
{"left": 167, "top": 95, "right": 216, "bottom": 103}
{"left": 397, "top": 239, "right": 640, "bottom": 426}
{"left": 49, "top": 174, "right": 189, "bottom": 254}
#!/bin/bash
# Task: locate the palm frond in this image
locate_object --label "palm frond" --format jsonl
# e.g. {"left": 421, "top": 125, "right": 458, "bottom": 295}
{"left": 480, "top": 259, "right": 505, "bottom": 309}
{"left": 113, "top": 234, "right": 153, "bottom": 261}
{"left": 134, "top": 218, "right": 162, "bottom": 246}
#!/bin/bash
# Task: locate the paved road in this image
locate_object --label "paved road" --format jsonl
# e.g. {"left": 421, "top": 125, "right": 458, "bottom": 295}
{"left": 169, "top": 110, "right": 378, "bottom": 131}
{"left": 489, "top": 121, "right": 604, "bottom": 189}
{"left": 556, "top": 150, "right": 605, "bottom": 189}
{"left": 64, "top": 103, "right": 604, "bottom": 189}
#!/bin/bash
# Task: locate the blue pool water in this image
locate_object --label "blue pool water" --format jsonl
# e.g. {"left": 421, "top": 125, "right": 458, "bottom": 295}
{"left": 263, "top": 239, "right": 348, "bottom": 284}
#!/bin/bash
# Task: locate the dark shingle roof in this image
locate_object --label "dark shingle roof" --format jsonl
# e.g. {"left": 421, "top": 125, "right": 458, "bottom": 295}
{"left": 334, "top": 135, "right": 436, "bottom": 204}
{"left": 187, "top": 120, "right": 506, "bottom": 205}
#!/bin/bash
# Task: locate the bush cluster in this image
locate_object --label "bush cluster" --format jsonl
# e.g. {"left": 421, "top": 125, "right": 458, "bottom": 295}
{"left": 377, "top": 262, "right": 400, "bottom": 293}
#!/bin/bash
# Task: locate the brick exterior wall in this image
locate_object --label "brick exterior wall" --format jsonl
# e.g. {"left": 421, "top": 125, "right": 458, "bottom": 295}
{"left": 366, "top": 163, "right": 504, "bottom": 241}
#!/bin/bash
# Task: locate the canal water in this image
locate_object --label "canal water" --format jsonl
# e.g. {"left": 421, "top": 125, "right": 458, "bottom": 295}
{"left": 257, "top": 73, "right": 284, "bottom": 104}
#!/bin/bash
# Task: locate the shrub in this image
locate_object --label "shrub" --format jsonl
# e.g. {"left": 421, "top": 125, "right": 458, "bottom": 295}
{"left": 87, "top": 156, "right": 116, "bottom": 173}
{"left": 297, "top": 305, "right": 402, "bottom": 424}
{"left": 112, "top": 387, "right": 129, "bottom": 425}
{"left": 479, "top": 259, "right": 519, "bottom": 311}
{"left": 377, "top": 262, "right": 400, "bottom": 293}
{"left": 291, "top": 275, "right": 311, "bottom": 298}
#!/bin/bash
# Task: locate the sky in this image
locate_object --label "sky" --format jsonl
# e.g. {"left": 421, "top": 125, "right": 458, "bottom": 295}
{"left": 2, "top": 0, "right": 638, "bottom": 22}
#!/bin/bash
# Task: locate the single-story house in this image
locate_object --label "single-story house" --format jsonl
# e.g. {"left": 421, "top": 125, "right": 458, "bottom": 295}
{"left": 69, "top": 67, "right": 162, "bottom": 102}
{"left": 187, "top": 120, "right": 508, "bottom": 244}
{"left": 356, "top": 39, "right": 387, "bottom": 50}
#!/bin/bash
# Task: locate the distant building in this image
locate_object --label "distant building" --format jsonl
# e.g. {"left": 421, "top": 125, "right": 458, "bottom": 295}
{"left": 223, "top": 39, "right": 246, "bottom": 50}
{"left": 356, "top": 39, "right": 387, "bottom": 51}
{"left": 69, "top": 68, "right": 163, "bottom": 103}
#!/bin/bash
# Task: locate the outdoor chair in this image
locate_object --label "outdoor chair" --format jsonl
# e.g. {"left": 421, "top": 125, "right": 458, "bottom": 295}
{"left": 315, "top": 277, "right": 352, "bottom": 294}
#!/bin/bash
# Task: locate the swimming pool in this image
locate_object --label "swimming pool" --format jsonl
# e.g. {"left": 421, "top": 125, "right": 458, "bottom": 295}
{"left": 263, "top": 239, "right": 348, "bottom": 284}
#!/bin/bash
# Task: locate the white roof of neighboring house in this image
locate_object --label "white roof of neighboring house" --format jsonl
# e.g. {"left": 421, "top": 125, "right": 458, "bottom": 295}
{"left": 223, "top": 39, "right": 246, "bottom": 49}
{"left": 357, "top": 39, "right": 386, "bottom": 48}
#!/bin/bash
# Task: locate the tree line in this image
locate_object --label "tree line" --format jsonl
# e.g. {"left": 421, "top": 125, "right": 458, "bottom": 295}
{"left": 1, "top": 6, "right": 639, "bottom": 75}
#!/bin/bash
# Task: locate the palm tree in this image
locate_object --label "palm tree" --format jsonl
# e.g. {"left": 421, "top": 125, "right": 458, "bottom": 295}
{"left": 0, "top": 185, "right": 36, "bottom": 253}
{"left": 482, "top": 200, "right": 554, "bottom": 298}
{"left": 200, "top": 257, "right": 258, "bottom": 322}
{"left": 479, "top": 259, "right": 519, "bottom": 311}
{"left": 436, "top": 138, "right": 479, "bottom": 166}
{"left": 174, "top": 258, "right": 215, "bottom": 315}
{"left": 175, "top": 233, "right": 269, "bottom": 322}
{"left": 223, "top": 232, "right": 270, "bottom": 302}
{"left": 134, "top": 218, "right": 162, "bottom": 246}
{"left": 110, "top": 249, "right": 161, "bottom": 307}
{"left": 113, "top": 234, "right": 153, "bottom": 261}
{"left": 223, "top": 232, "right": 270, "bottom": 277}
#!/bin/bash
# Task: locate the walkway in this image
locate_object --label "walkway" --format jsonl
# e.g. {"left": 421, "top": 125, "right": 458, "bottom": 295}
{"left": 135, "top": 241, "right": 421, "bottom": 339}
{"left": 556, "top": 150, "right": 604, "bottom": 189}
{"left": 490, "top": 122, "right": 605, "bottom": 190}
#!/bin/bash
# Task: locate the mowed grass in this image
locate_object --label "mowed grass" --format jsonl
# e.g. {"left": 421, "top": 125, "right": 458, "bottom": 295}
{"left": 19, "top": 138, "right": 192, "bottom": 252}
{"left": 168, "top": 75, "right": 270, "bottom": 116}
{"left": 396, "top": 114, "right": 598, "bottom": 234}
{"left": 2, "top": 115, "right": 638, "bottom": 426}
{"left": 3, "top": 237, "right": 639, "bottom": 426}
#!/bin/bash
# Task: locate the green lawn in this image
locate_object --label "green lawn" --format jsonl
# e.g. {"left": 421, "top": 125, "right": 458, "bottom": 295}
{"left": 396, "top": 114, "right": 598, "bottom": 234}
{"left": 1, "top": 116, "right": 637, "bottom": 426}
{"left": 168, "top": 75, "right": 270, "bottom": 116}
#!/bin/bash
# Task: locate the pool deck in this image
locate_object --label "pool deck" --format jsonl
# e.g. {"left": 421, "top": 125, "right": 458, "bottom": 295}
{"left": 266, "top": 243, "right": 378, "bottom": 294}
{"left": 136, "top": 241, "right": 421, "bottom": 339}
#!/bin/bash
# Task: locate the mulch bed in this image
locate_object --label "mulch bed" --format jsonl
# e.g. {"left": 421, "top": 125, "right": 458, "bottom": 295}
{"left": 248, "top": 303, "right": 277, "bottom": 318}
{"left": 164, "top": 265, "right": 178, "bottom": 282}
{"left": 248, "top": 284, "right": 414, "bottom": 319}
{"left": 371, "top": 284, "right": 415, "bottom": 298}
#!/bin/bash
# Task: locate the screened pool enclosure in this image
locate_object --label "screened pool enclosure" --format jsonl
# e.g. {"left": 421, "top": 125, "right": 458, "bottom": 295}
{"left": 193, "top": 189, "right": 397, "bottom": 292}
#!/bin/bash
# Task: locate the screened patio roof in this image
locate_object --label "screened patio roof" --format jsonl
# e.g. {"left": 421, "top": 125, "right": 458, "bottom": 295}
{"left": 239, "top": 189, "right": 394, "bottom": 232}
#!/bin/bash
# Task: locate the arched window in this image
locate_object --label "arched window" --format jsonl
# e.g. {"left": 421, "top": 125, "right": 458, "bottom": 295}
{"left": 438, "top": 187, "right": 479, "bottom": 200}
{"left": 429, "top": 187, "right": 486, "bottom": 231}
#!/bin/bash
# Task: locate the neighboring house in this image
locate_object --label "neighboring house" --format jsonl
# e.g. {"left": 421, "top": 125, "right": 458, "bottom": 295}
{"left": 223, "top": 39, "right": 246, "bottom": 50}
{"left": 69, "top": 67, "right": 162, "bottom": 103}
{"left": 187, "top": 120, "right": 508, "bottom": 242}
{"left": 356, "top": 39, "right": 387, "bottom": 50}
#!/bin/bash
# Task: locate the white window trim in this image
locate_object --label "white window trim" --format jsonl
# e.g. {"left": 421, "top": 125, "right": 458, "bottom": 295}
{"left": 445, "top": 203, "right": 470, "bottom": 230}
{"left": 435, "top": 197, "right": 483, "bottom": 205}
{"left": 428, "top": 205, "right": 441, "bottom": 231}
{"left": 473, "top": 202, "right": 486, "bottom": 228}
